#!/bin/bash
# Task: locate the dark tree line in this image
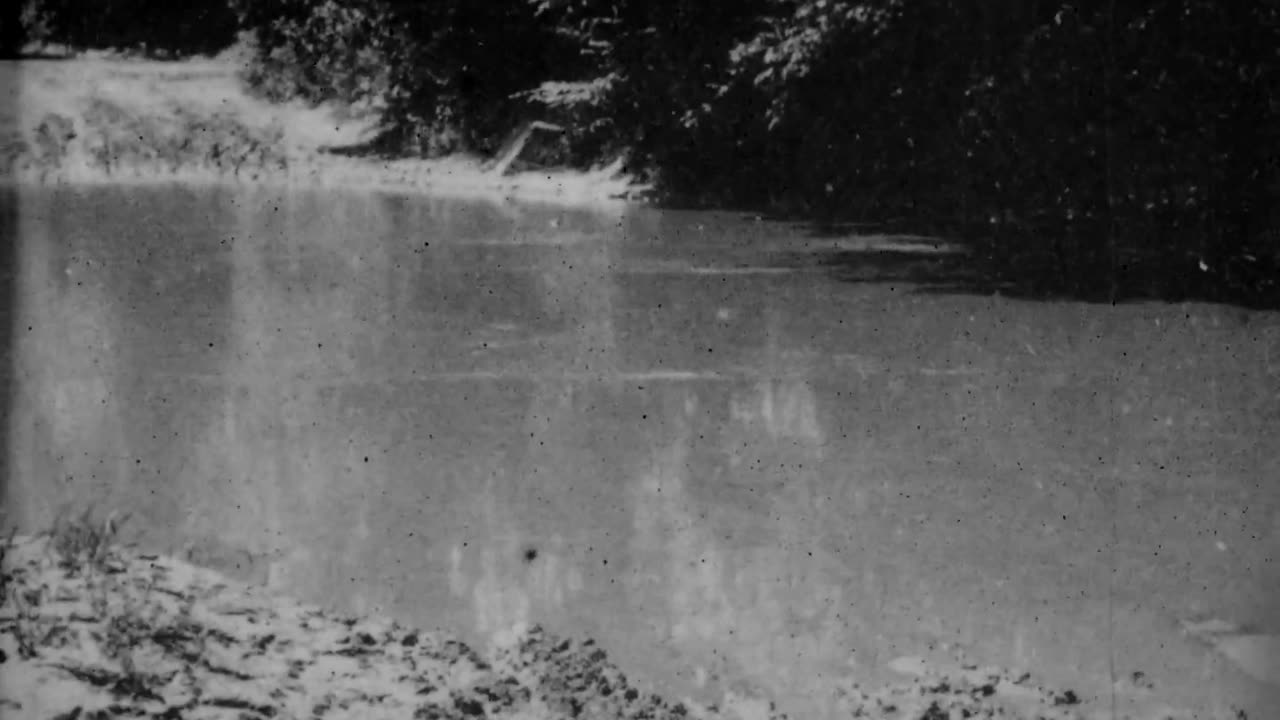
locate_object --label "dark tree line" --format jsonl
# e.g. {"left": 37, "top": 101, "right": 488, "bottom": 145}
{"left": 6, "top": 0, "right": 1279, "bottom": 303}
{"left": 8, "top": 0, "right": 238, "bottom": 57}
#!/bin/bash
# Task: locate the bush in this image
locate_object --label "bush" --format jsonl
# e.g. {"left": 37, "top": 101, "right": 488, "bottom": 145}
{"left": 0, "top": 0, "right": 26, "bottom": 57}
{"left": 234, "top": 0, "right": 395, "bottom": 107}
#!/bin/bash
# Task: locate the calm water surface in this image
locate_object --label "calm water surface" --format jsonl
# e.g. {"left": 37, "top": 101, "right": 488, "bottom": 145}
{"left": 5, "top": 185, "right": 1279, "bottom": 718}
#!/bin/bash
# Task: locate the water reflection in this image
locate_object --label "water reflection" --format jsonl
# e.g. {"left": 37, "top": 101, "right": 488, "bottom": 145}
{"left": 11, "top": 189, "right": 132, "bottom": 523}
{"left": 620, "top": 321, "right": 853, "bottom": 712}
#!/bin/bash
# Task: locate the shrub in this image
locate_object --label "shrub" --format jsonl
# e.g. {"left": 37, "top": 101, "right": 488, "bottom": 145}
{"left": 43, "top": 505, "right": 130, "bottom": 576}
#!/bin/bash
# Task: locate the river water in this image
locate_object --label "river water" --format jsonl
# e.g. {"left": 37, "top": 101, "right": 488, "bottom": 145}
{"left": 4, "top": 184, "right": 1278, "bottom": 718}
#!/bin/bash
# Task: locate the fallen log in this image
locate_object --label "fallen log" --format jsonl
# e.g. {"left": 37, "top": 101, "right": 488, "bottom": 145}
{"left": 482, "top": 120, "right": 565, "bottom": 176}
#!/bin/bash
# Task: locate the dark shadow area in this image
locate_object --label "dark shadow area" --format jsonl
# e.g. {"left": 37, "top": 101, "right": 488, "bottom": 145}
{"left": 321, "top": 135, "right": 402, "bottom": 161}
{"left": 0, "top": 1, "right": 22, "bottom": 60}
{"left": 788, "top": 222, "right": 1280, "bottom": 310}
{"left": 5, "top": 0, "right": 238, "bottom": 61}
{"left": 323, "top": 122, "right": 573, "bottom": 178}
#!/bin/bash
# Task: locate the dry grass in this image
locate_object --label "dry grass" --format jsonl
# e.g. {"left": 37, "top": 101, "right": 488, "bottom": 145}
{"left": 41, "top": 505, "right": 131, "bottom": 577}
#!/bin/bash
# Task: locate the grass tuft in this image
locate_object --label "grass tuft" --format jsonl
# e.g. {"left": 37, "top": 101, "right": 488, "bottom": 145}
{"left": 42, "top": 504, "right": 132, "bottom": 577}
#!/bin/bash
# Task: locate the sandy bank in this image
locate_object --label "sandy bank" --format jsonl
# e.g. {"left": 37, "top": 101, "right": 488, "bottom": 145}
{"left": 0, "top": 55, "right": 648, "bottom": 208}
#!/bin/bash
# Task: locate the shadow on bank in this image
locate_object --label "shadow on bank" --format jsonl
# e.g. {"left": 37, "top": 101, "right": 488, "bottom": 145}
{"left": 781, "top": 222, "right": 1280, "bottom": 311}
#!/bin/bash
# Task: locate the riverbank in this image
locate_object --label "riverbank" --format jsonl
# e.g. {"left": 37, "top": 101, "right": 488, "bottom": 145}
{"left": 0, "top": 529, "right": 711, "bottom": 720}
{"left": 0, "top": 517, "right": 1213, "bottom": 720}
{"left": 0, "top": 52, "right": 648, "bottom": 207}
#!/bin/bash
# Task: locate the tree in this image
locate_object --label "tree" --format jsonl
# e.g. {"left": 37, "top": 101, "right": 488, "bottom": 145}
{"left": 32, "top": 0, "right": 238, "bottom": 56}
{"left": 230, "top": 0, "right": 1280, "bottom": 303}
{"left": 0, "top": 1, "right": 26, "bottom": 58}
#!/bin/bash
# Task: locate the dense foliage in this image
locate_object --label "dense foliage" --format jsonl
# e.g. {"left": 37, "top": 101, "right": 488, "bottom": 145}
{"left": 229, "top": 0, "right": 395, "bottom": 107}
{"left": 21, "top": 0, "right": 238, "bottom": 57}
{"left": 8, "top": 0, "right": 1279, "bottom": 301}
{"left": 0, "top": 2, "right": 25, "bottom": 58}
